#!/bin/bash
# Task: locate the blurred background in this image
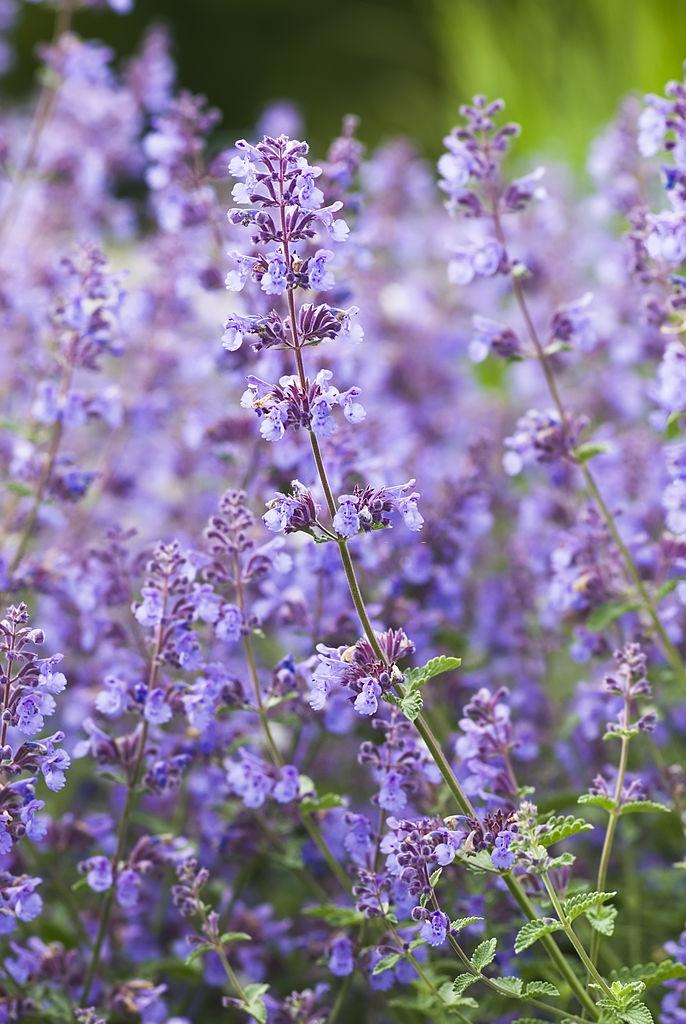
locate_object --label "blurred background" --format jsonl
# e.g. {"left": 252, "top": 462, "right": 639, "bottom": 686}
{"left": 6, "top": 0, "right": 686, "bottom": 164}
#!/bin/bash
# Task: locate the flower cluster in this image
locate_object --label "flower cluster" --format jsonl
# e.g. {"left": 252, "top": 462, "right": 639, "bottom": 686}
{"left": 1, "top": 10, "right": 686, "bottom": 1023}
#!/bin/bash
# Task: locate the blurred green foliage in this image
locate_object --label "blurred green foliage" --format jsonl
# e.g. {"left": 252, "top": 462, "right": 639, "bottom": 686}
{"left": 7, "top": 0, "right": 686, "bottom": 162}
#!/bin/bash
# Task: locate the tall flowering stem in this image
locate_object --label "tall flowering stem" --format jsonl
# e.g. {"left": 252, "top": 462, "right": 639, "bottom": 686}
{"left": 493, "top": 202, "right": 686, "bottom": 686}
{"left": 80, "top": 572, "right": 168, "bottom": 1002}
{"left": 225, "top": 134, "right": 601, "bottom": 1019}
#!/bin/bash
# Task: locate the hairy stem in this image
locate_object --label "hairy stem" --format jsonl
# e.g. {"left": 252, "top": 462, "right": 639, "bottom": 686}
{"left": 542, "top": 872, "right": 613, "bottom": 1002}
{"left": 81, "top": 574, "right": 169, "bottom": 1001}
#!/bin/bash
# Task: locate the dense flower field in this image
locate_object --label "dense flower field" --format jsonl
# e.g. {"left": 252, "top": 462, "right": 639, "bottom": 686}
{"left": 2, "top": 4, "right": 686, "bottom": 1023}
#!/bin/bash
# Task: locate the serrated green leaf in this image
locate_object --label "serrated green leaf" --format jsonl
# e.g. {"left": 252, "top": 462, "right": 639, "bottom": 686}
{"left": 496, "top": 976, "right": 524, "bottom": 995}
{"left": 611, "top": 960, "right": 686, "bottom": 989}
{"left": 373, "top": 952, "right": 402, "bottom": 975}
{"left": 619, "top": 800, "right": 671, "bottom": 815}
{"left": 514, "top": 918, "right": 563, "bottom": 954}
{"left": 579, "top": 793, "right": 616, "bottom": 812}
{"left": 525, "top": 981, "right": 560, "bottom": 997}
{"left": 563, "top": 890, "right": 616, "bottom": 923}
{"left": 305, "top": 905, "right": 364, "bottom": 928}
{"left": 547, "top": 852, "right": 577, "bottom": 869}
{"left": 621, "top": 1004, "right": 654, "bottom": 1024}
{"left": 471, "top": 937, "right": 497, "bottom": 971}
{"left": 539, "top": 814, "right": 594, "bottom": 847}
{"left": 587, "top": 903, "right": 617, "bottom": 937}
{"left": 451, "top": 915, "right": 483, "bottom": 931}
{"left": 404, "top": 655, "right": 462, "bottom": 693}
{"left": 586, "top": 600, "right": 639, "bottom": 632}
{"left": 245, "top": 998, "right": 268, "bottom": 1024}
{"left": 452, "top": 973, "right": 477, "bottom": 996}
{"left": 575, "top": 441, "right": 610, "bottom": 463}
{"left": 385, "top": 689, "right": 424, "bottom": 722}
{"left": 244, "top": 983, "right": 270, "bottom": 1000}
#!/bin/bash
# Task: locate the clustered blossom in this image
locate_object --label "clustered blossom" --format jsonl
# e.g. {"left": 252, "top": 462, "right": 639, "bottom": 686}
{"left": 240, "top": 369, "right": 365, "bottom": 440}
{"left": 310, "top": 629, "right": 414, "bottom": 714}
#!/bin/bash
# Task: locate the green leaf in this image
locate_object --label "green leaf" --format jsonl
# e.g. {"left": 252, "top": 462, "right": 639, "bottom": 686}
{"left": 185, "top": 942, "right": 213, "bottom": 965}
{"left": 429, "top": 867, "right": 443, "bottom": 887}
{"left": 300, "top": 791, "right": 344, "bottom": 813}
{"left": 514, "top": 918, "right": 563, "bottom": 954}
{"left": 538, "top": 814, "right": 594, "bottom": 847}
{"left": 619, "top": 800, "right": 671, "bottom": 815}
{"left": 305, "top": 905, "right": 364, "bottom": 928}
{"left": 611, "top": 960, "right": 686, "bottom": 989}
{"left": 586, "top": 600, "right": 639, "bottom": 633}
{"left": 496, "top": 976, "right": 524, "bottom": 995}
{"left": 621, "top": 1004, "right": 654, "bottom": 1024}
{"left": 563, "top": 891, "right": 616, "bottom": 923}
{"left": 525, "top": 981, "right": 560, "bottom": 997}
{"left": 460, "top": 848, "right": 500, "bottom": 873}
{"left": 579, "top": 793, "right": 615, "bottom": 812}
{"left": 451, "top": 915, "right": 483, "bottom": 931}
{"left": 386, "top": 689, "right": 424, "bottom": 721}
{"left": 575, "top": 441, "right": 610, "bottom": 463}
{"left": 471, "top": 937, "right": 497, "bottom": 971}
{"left": 373, "top": 952, "right": 402, "bottom": 975}
{"left": 5, "top": 481, "right": 34, "bottom": 497}
{"left": 587, "top": 903, "right": 617, "bottom": 937}
{"left": 404, "top": 655, "right": 462, "bottom": 692}
{"left": 452, "top": 973, "right": 477, "bottom": 996}
{"left": 220, "top": 931, "right": 251, "bottom": 944}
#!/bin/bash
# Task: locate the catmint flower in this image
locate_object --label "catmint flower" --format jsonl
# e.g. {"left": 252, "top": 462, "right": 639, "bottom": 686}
{"left": 353, "top": 678, "right": 382, "bottom": 716}
{"left": 273, "top": 765, "right": 300, "bottom": 804}
{"left": 550, "top": 292, "right": 595, "bottom": 350}
{"left": 490, "top": 829, "right": 515, "bottom": 870}
{"left": 215, "top": 604, "right": 243, "bottom": 643}
{"left": 80, "top": 856, "right": 113, "bottom": 893}
{"left": 226, "top": 751, "right": 274, "bottom": 808}
{"left": 419, "top": 910, "right": 449, "bottom": 947}
{"left": 469, "top": 315, "right": 521, "bottom": 361}
{"left": 143, "top": 688, "right": 172, "bottom": 725}
{"left": 503, "top": 408, "right": 585, "bottom": 481}
{"left": 328, "top": 935, "right": 354, "bottom": 976}
{"left": 116, "top": 868, "right": 141, "bottom": 909}
{"left": 311, "top": 629, "right": 413, "bottom": 713}
{"left": 263, "top": 481, "right": 320, "bottom": 534}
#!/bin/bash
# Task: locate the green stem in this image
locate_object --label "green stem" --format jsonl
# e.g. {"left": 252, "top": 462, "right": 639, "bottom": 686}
{"left": 588, "top": 724, "right": 631, "bottom": 970}
{"left": 446, "top": 929, "right": 590, "bottom": 1024}
{"left": 233, "top": 552, "right": 350, "bottom": 892}
{"left": 279, "top": 195, "right": 599, "bottom": 1019}
{"left": 504, "top": 874, "right": 599, "bottom": 1018}
{"left": 542, "top": 872, "right": 613, "bottom": 1002}
{"left": 80, "top": 718, "right": 149, "bottom": 1002}
{"left": 216, "top": 944, "right": 249, "bottom": 1004}
{"left": 81, "top": 572, "right": 170, "bottom": 1002}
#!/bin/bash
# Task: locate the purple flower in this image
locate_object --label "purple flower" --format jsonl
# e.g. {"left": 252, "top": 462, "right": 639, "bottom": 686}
{"left": 144, "top": 688, "right": 172, "bottom": 725}
{"left": 116, "top": 868, "right": 141, "bottom": 909}
{"left": 80, "top": 856, "right": 113, "bottom": 893}
{"left": 328, "top": 935, "right": 354, "bottom": 976}
{"left": 419, "top": 910, "right": 449, "bottom": 947}
{"left": 353, "top": 678, "right": 382, "bottom": 717}
{"left": 273, "top": 765, "right": 299, "bottom": 804}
